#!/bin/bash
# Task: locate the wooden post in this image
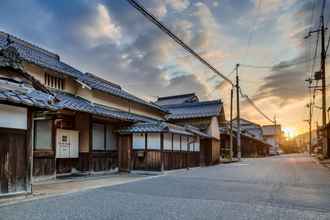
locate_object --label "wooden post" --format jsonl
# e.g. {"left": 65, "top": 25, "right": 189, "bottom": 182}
{"left": 26, "top": 109, "right": 33, "bottom": 193}
{"left": 144, "top": 133, "right": 148, "bottom": 170}
{"left": 160, "top": 133, "right": 164, "bottom": 172}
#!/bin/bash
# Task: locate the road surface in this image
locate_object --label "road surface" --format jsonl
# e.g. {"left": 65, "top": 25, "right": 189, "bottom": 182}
{"left": 1, "top": 154, "right": 330, "bottom": 220}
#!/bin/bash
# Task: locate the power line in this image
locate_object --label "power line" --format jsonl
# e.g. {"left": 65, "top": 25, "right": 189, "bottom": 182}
{"left": 126, "top": 0, "right": 234, "bottom": 86}
{"left": 239, "top": 88, "right": 275, "bottom": 123}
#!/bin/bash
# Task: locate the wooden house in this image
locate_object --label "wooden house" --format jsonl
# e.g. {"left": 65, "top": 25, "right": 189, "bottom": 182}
{"left": 220, "top": 124, "right": 271, "bottom": 158}
{"left": 0, "top": 31, "right": 211, "bottom": 181}
{"left": 0, "top": 45, "right": 58, "bottom": 196}
{"left": 155, "top": 94, "right": 226, "bottom": 165}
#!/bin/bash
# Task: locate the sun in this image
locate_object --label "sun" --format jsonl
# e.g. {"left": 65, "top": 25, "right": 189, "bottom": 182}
{"left": 283, "top": 127, "right": 296, "bottom": 139}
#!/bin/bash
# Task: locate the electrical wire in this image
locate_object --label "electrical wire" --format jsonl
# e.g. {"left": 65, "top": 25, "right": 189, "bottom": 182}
{"left": 239, "top": 88, "right": 275, "bottom": 124}
{"left": 126, "top": 0, "right": 234, "bottom": 86}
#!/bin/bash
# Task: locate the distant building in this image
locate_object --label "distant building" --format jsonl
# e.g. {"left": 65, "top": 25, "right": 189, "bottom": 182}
{"left": 232, "top": 118, "right": 263, "bottom": 140}
{"left": 156, "top": 93, "right": 226, "bottom": 165}
{"left": 262, "top": 125, "right": 282, "bottom": 155}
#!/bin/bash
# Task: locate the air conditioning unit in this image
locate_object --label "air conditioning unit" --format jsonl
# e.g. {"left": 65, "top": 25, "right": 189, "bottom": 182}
{"left": 56, "top": 129, "right": 79, "bottom": 158}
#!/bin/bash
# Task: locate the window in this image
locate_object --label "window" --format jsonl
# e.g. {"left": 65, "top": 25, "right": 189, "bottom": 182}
{"left": 34, "top": 120, "right": 52, "bottom": 150}
{"left": 45, "top": 73, "right": 64, "bottom": 90}
{"left": 133, "top": 133, "right": 145, "bottom": 149}
{"left": 188, "top": 136, "right": 194, "bottom": 151}
{"left": 164, "top": 133, "right": 172, "bottom": 150}
{"left": 92, "top": 123, "right": 105, "bottom": 151}
{"left": 92, "top": 123, "right": 118, "bottom": 151}
{"left": 195, "top": 136, "right": 200, "bottom": 152}
{"left": 148, "top": 133, "right": 160, "bottom": 150}
{"left": 181, "top": 136, "right": 188, "bottom": 151}
{"left": 173, "top": 134, "right": 181, "bottom": 151}
{"left": 106, "top": 125, "right": 117, "bottom": 151}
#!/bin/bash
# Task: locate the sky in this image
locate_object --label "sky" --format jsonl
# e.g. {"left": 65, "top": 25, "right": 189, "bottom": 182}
{"left": 1, "top": 0, "right": 329, "bottom": 135}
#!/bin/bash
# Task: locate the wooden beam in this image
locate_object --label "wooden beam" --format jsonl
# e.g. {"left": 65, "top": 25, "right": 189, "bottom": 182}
{"left": 160, "top": 133, "right": 164, "bottom": 172}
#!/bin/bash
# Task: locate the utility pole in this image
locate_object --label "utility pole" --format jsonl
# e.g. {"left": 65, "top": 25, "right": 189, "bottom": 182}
{"left": 305, "top": 77, "right": 313, "bottom": 155}
{"left": 236, "top": 64, "right": 241, "bottom": 160}
{"left": 229, "top": 88, "right": 233, "bottom": 160}
{"left": 305, "top": 4, "right": 328, "bottom": 158}
{"left": 320, "top": 11, "right": 328, "bottom": 158}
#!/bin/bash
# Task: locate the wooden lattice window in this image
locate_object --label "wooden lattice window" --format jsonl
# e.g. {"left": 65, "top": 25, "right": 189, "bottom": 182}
{"left": 44, "top": 73, "right": 64, "bottom": 90}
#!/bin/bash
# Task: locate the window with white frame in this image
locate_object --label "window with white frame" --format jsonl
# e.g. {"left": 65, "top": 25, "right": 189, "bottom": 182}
{"left": 148, "top": 133, "right": 161, "bottom": 150}
{"left": 163, "top": 133, "right": 172, "bottom": 150}
{"left": 133, "top": 133, "right": 145, "bottom": 149}
{"left": 181, "top": 136, "right": 188, "bottom": 151}
{"left": 173, "top": 134, "right": 181, "bottom": 151}
{"left": 34, "top": 120, "right": 52, "bottom": 150}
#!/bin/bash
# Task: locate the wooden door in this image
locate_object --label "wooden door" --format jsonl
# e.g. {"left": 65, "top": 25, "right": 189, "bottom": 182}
{"left": 118, "top": 135, "right": 131, "bottom": 172}
{"left": 0, "top": 128, "right": 27, "bottom": 194}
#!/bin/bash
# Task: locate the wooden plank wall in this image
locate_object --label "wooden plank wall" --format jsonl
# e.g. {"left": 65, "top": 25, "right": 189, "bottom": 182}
{"left": 0, "top": 128, "right": 28, "bottom": 194}
{"left": 131, "top": 150, "right": 200, "bottom": 171}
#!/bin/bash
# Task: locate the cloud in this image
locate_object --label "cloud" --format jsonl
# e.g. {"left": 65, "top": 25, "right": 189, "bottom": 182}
{"left": 81, "top": 4, "right": 121, "bottom": 47}
{"left": 166, "top": 0, "right": 190, "bottom": 12}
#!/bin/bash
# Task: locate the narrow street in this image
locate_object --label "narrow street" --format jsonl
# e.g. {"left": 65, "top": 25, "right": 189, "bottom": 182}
{"left": 1, "top": 154, "right": 330, "bottom": 220}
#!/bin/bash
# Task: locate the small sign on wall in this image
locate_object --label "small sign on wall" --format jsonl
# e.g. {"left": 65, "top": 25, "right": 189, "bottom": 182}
{"left": 56, "top": 129, "right": 79, "bottom": 158}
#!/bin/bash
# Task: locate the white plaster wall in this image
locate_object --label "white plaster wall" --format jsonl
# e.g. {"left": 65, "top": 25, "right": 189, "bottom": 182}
{"left": 0, "top": 104, "right": 27, "bottom": 129}
{"left": 173, "top": 134, "right": 181, "bottom": 151}
{"left": 148, "top": 133, "right": 160, "bottom": 150}
{"left": 206, "top": 116, "right": 220, "bottom": 139}
{"left": 181, "top": 136, "right": 188, "bottom": 151}
{"left": 164, "top": 133, "right": 172, "bottom": 150}
{"left": 195, "top": 136, "right": 200, "bottom": 152}
{"left": 133, "top": 133, "right": 145, "bottom": 149}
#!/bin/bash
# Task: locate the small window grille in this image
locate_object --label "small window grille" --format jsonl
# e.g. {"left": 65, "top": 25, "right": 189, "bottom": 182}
{"left": 44, "top": 73, "right": 64, "bottom": 90}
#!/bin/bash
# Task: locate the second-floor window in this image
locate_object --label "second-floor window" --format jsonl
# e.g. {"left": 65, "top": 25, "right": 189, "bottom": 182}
{"left": 45, "top": 73, "right": 64, "bottom": 90}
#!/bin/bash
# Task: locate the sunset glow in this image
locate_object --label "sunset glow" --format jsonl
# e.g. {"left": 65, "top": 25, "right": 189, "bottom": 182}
{"left": 283, "top": 127, "right": 296, "bottom": 139}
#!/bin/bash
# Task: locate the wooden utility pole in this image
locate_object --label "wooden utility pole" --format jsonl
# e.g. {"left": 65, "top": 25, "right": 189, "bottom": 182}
{"left": 305, "top": 2, "right": 328, "bottom": 158}
{"left": 236, "top": 64, "right": 241, "bottom": 160}
{"left": 320, "top": 11, "right": 328, "bottom": 158}
{"left": 229, "top": 88, "right": 233, "bottom": 160}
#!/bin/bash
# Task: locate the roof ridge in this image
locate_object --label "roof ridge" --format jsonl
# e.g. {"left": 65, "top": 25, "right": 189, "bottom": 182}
{"left": 163, "top": 99, "right": 222, "bottom": 108}
{"left": 157, "top": 93, "right": 196, "bottom": 100}
{"left": 0, "top": 31, "right": 60, "bottom": 61}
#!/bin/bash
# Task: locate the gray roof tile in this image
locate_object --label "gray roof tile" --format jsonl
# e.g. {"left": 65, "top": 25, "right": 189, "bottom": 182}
{"left": 0, "top": 32, "right": 83, "bottom": 78}
{"left": 117, "top": 121, "right": 194, "bottom": 136}
{"left": 54, "top": 91, "right": 156, "bottom": 123}
{"left": 163, "top": 100, "right": 223, "bottom": 120}
{"left": 77, "top": 72, "right": 167, "bottom": 113}
{"left": 0, "top": 84, "right": 58, "bottom": 110}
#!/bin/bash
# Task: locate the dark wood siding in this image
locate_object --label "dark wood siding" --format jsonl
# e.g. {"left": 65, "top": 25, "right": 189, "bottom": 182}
{"left": 131, "top": 149, "right": 200, "bottom": 171}
{"left": 0, "top": 128, "right": 28, "bottom": 194}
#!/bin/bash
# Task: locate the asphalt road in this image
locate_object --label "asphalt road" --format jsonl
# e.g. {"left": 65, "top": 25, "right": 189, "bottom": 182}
{"left": 1, "top": 154, "right": 330, "bottom": 220}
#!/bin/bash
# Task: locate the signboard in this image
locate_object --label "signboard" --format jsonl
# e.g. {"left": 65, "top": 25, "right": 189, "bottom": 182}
{"left": 56, "top": 129, "right": 79, "bottom": 158}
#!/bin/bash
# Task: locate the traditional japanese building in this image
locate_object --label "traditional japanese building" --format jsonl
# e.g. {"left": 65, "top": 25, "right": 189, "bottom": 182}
{"left": 155, "top": 93, "right": 226, "bottom": 165}
{"left": 0, "top": 31, "right": 213, "bottom": 184}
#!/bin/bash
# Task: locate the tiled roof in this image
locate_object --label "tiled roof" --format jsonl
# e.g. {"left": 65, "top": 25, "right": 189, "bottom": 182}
{"left": 0, "top": 80, "right": 58, "bottom": 110}
{"left": 0, "top": 32, "right": 167, "bottom": 113}
{"left": 155, "top": 93, "right": 199, "bottom": 106}
{"left": 54, "top": 91, "right": 156, "bottom": 123}
{"left": 117, "top": 122, "right": 193, "bottom": 136}
{"left": 163, "top": 100, "right": 223, "bottom": 120}
{"left": 185, "top": 125, "right": 210, "bottom": 138}
{"left": 0, "top": 31, "right": 83, "bottom": 78}
{"left": 77, "top": 72, "right": 167, "bottom": 113}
